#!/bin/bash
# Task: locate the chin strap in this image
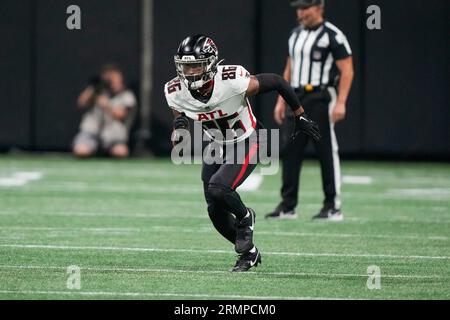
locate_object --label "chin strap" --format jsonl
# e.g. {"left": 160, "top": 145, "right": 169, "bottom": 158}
{"left": 216, "top": 59, "right": 225, "bottom": 67}
{"left": 201, "top": 79, "right": 214, "bottom": 92}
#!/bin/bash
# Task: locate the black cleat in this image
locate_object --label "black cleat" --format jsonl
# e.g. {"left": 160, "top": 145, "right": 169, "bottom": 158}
{"left": 312, "top": 206, "right": 343, "bottom": 221}
{"left": 265, "top": 210, "right": 298, "bottom": 219}
{"left": 235, "top": 208, "right": 256, "bottom": 254}
{"left": 229, "top": 247, "right": 262, "bottom": 272}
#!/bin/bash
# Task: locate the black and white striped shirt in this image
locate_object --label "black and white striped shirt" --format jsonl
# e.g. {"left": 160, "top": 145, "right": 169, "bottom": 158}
{"left": 288, "top": 21, "right": 352, "bottom": 88}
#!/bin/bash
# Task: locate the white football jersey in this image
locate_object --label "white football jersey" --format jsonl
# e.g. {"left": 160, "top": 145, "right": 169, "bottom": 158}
{"left": 164, "top": 65, "right": 257, "bottom": 144}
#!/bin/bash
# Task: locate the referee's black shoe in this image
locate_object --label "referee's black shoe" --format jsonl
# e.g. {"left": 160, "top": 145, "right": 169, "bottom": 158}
{"left": 235, "top": 208, "right": 256, "bottom": 254}
{"left": 229, "top": 247, "right": 261, "bottom": 272}
{"left": 312, "top": 205, "right": 343, "bottom": 221}
{"left": 265, "top": 210, "right": 298, "bottom": 219}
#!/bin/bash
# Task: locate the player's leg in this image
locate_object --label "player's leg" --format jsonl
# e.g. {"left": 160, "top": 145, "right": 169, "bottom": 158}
{"left": 207, "top": 138, "right": 262, "bottom": 271}
{"left": 207, "top": 137, "right": 259, "bottom": 216}
{"left": 202, "top": 150, "right": 239, "bottom": 244}
{"left": 207, "top": 169, "right": 262, "bottom": 272}
{"left": 207, "top": 172, "right": 261, "bottom": 271}
{"left": 207, "top": 179, "right": 257, "bottom": 251}
{"left": 209, "top": 140, "right": 258, "bottom": 240}
{"left": 311, "top": 88, "right": 342, "bottom": 220}
{"left": 203, "top": 181, "right": 236, "bottom": 244}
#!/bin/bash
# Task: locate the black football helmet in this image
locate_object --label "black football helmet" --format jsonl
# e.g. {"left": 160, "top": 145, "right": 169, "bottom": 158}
{"left": 174, "top": 34, "right": 220, "bottom": 90}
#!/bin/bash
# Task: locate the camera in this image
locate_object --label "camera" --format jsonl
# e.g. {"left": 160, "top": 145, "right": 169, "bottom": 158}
{"left": 89, "top": 75, "right": 112, "bottom": 95}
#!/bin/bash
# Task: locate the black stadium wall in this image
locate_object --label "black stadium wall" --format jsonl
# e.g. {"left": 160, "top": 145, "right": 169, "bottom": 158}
{"left": 0, "top": 0, "right": 449, "bottom": 158}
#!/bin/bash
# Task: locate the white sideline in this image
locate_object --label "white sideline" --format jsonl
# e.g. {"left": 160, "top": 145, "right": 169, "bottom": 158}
{"left": 0, "top": 265, "right": 445, "bottom": 279}
{"left": 1, "top": 244, "right": 449, "bottom": 260}
{"left": 0, "top": 289, "right": 357, "bottom": 300}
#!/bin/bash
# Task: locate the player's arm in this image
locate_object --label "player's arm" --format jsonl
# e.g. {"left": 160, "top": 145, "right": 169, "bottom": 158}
{"left": 245, "top": 73, "right": 321, "bottom": 141}
{"left": 246, "top": 73, "right": 302, "bottom": 114}
{"left": 171, "top": 109, "right": 189, "bottom": 147}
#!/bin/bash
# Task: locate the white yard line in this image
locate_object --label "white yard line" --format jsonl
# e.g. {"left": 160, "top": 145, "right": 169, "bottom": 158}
{"left": 16, "top": 184, "right": 203, "bottom": 194}
{"left": 2, "top": 210, "right": 450, "bottom": 224}
{"left": 0, "top": 171, "right": 43, "bottom": 187}
{"left": 6, "top": 170, "right": 447, "bottom": 182}
{"left": 0, "top": 265, "right": 445, "bottom": 280}
{"left": 339, "top": 216, "right": 450, "bottom": 224}
{"left": 6, "top": 181, "right": 450, "bottom": 200}
{"left": 0, "top": 226, "right": 447, "bottom": 241}
{"left": 2, "top": 161, "right": 448, "bottom": 183}
{"left": 0, "top": 289, "right": 357, "bottom": 300}
{"left": 10, "top": 169, "right": 198, "bottom": 179}
{"left": 2, "top": 202, "right": 448, "bottom": 210}
{"left": 0, "top": 226, "right": 139, "bottom": 232}
{"left": 388, "top": 188, "right": 450, "bottom": 196}
{"left": 1, "top": 244, "right": 449, "bottom": 260}
{"left": 143, "top": 226, "right": 449, "bottom": 241}
{"left": 342, "top": 176, "right": 373, "bottom": 185}
{"left": 0, "top": 211, "right": 208, "bottom": 219}
{"left": 258, "top": 231, "right": 449, "bottom": 241}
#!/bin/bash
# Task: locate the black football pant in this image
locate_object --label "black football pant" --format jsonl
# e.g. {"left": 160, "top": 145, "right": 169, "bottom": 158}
{"left": 276, "top": 87, "right": 341, "bottom": 212}
{"left": 202, "top": 130, "right": 265, "bottom": 244}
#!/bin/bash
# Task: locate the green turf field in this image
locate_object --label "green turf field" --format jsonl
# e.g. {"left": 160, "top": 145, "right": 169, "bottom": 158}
{"left": 0, "top": 154, "right": 449, "bottom": 299}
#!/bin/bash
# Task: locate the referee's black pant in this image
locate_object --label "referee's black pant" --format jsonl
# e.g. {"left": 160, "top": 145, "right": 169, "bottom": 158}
{"left": 276, "top": 87, "right": 341, "bottom": 212}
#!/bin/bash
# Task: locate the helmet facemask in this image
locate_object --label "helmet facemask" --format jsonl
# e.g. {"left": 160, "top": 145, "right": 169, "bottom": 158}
{"left": 174, "top": 55, "right": 218, "bottom": 90}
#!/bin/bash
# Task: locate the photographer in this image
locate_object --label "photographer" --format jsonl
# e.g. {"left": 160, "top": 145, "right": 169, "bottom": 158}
{"left": 72, "top": 64, "right": 136, "bottom": 158}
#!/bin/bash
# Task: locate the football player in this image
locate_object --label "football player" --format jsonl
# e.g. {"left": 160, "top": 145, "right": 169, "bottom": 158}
{"left": 164, "top": 34, "right": 320, "bottom": 272}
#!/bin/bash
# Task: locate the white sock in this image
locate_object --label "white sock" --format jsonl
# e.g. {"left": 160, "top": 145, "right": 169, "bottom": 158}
{"left": 249, "top": 246, "right": 256, "bottom": 253}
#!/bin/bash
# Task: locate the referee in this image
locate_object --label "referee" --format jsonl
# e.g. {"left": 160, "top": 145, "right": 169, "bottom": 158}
{"left": 266, "top": 0, "right": 354, "bottom": 220}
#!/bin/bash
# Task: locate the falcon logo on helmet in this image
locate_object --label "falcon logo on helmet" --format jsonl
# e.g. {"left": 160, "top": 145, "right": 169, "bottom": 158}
{"left": 203, "top": 38, "right": 218, "bottom": 54}
{"left": 174, "top": 34, "right": 221, "bottom": 91}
